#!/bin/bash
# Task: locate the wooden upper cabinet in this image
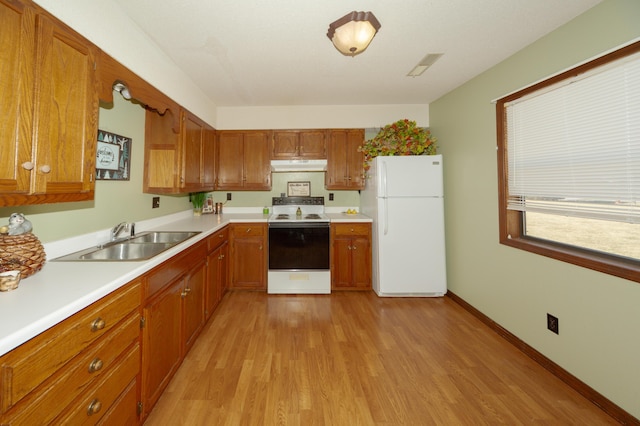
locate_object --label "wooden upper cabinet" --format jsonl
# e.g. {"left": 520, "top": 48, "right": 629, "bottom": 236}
{"left": 0, "top": 0, "right": 34, "bottom": 197}
{"left": 181, "top": 113, "right": 215, "bottom": 193}
{"left": 0, "top": 1, "right": 99, "bottom": 206}
{"left": 217, "top": 131, "right": 271, "bottom": 190}
{"left": 271, "top": 130, "right": 326, "bottom": 159}
{"left": 325, "top": 129, "right": 365, "bottom": 190}
{"left": 144, "top": 108, "right": 215, "bottom": 194}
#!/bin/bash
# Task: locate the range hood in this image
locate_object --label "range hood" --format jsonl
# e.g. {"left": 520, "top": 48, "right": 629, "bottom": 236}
{"left": 270, "top": 159, "right": 327, "bottom": 172}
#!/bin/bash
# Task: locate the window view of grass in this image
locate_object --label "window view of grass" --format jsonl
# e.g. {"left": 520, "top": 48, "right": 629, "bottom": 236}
{"left": 525, "top": 211, "right": 640, "bottom": 261}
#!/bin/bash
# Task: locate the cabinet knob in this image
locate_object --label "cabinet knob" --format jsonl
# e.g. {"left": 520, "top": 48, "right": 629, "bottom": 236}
{"left": 21, "top": 161, "right": 34, "bottom": 170}
{"left": 90, "top": 317, "right": 106, "bottom": 332}
{"left": 246, "top": 228, "right": 251, "bottom": 233}
{"left": 181, "top": 290, "right": 188, "bottom": 298}
{"left": 87, "top": 399, "right": 102, "bottom": 416}
{"left": 39, "top": 164, "right": 51, "bottom": 174}
{"left": 88, "top": 358, "right": 103, "bottom": 373}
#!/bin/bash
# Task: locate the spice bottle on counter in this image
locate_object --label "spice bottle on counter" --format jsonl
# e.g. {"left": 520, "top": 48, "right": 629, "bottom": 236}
{"left": 296, "top": 207, "right": 302, "bottom": 217}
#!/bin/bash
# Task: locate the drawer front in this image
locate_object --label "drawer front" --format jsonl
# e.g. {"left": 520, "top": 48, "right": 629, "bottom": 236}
{"left": 97, "top": 378, "right": 138, "bottom": 426}
{"left": 333, "top": 223, "right": 371, "bottom": 236}
{"left": 1, "top": 313, "right": 140, "bottom": 425}
{"left": 207, "top": 227, "right": 229, "bottom": 252}
{"left": 145, "top": 240, "right": 207, "bottom": 298}
{"left": 54, "top": 343, "right": 140, "bottom": 425}
{"left": 231, "top": 223, "right": 265, "bottom": 237}
{"left": 0, "top": 280, "right": 140, "bottom": 412}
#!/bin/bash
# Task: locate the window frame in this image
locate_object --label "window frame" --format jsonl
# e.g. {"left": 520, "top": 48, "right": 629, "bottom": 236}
{"left": 496, "top": 40, "right": 640, "bottom": 284}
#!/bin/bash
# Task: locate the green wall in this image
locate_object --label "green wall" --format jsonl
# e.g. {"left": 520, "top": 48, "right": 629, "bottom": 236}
{"left": 0, "top": 95, "right": 190, "bottom": 243}
{"left": 430, "top": 0, "right": 640, "bottom": 418}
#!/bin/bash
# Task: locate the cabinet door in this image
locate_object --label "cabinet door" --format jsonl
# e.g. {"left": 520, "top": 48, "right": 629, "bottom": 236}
{"left": 271, "top": 131, "right": 298, "bottom": 159}
{"left": 141, "top": 280, "right": 183, "bottom": 418}
{"left": 351, "top": 235, "right": 372, "bottom": 289}
{"left": 181, "top": 113, "right": 215, "bottom": 193}
{"left": 326, "top": 129, "right": 364, "bottom": 190}
{"left": 326, "top": 131, "right": 350, "bottom": 189}
{"left": 181, "top": 113, "right": 205, "bottom": 192}
{"left": 299, "top": 130, "right": 326, "bottom": 158}
{"left": 243, "top": 131, "right": 271, "bottom": 190}
{"left": 219, "top": 242, "right": 229, "bottom": 296}
{"left": 144, "top": 109, "right": 180, "bottom": 192}
{"left": 32, "top": 14, "right": 97, "bottom": 197}
{"left": 205, "top": 246, "right": 220, "bottom": 319}
{"left": 346, "top": 129, "right": 365, "bottom": 189}
{"left": 230, "top": 224, "right": 266, "bottom": 289}
{"left": 216, "top": 131, "right": 244, "bottom": 189}
{"left": 202, "top": 125, "right": 216, "bottom": 189}
{"left": 182, "top": 261, "right": 205, "bottom": 354}
{"left": 331, "top": 237, "right": 353, "bottom": 289}
{"left": 0, "top": 0, "right": 34, "bottom": 196}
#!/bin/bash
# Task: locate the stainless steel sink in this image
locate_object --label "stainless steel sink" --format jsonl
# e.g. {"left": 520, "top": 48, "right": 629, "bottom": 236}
{"left": 129, "top": 231, "right": 200, "bottom": 244}
{"left": 52, "top": 231, "right": 201, "bottom": 261}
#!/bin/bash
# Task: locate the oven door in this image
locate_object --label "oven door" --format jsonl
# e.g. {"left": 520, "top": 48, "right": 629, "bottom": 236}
{"left": 268, "top": 222, "right": 329, "bottom": 270}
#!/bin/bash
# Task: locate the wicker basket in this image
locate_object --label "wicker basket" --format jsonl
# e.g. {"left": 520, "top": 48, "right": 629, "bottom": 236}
{"left": 0, "top": 232, "right": 46, "bottom": 279}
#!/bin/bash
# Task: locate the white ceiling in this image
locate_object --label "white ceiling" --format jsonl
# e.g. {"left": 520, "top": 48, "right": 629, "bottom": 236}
{"left": 112, "top": 0, "right": 602, "bottom": 108}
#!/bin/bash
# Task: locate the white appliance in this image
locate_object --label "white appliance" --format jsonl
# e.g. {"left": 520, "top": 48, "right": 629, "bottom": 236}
{"left": 267, "top": 197, "right": 331, "bottom": 294}
{"left": 360, "top": 155, "right": 447, "bottom": 297}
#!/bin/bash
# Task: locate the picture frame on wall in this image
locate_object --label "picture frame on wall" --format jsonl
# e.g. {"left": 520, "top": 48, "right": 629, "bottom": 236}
{"left": 96, "top": 130, "right": 131, "bottom": 180}
{"left": 287, "top": 181, "right": 311, "bottom": 197}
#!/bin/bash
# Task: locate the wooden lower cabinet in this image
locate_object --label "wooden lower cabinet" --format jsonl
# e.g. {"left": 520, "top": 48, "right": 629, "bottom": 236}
{"left": 0, "top": 280, "right": 141, "bottom": 425}
{"left": 140, "top": 240, "right": 208, "bottom": 420}
{"left": 331, "top": 223, "right": 372, "bottom": 290}
{"left": 206, "top": 226, "right": 229, "bottom": 319}
{"left": 229, "top": 223, "right": 267, "bottom": 290}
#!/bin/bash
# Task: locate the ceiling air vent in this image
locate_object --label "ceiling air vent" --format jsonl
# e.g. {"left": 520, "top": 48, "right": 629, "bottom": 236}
{"left": 407, "top": 53, "right": 443, "bottom": 77}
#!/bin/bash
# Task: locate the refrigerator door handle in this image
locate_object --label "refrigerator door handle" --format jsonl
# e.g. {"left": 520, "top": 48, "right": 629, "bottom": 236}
{"left": 381, "top": 160, "right": 388, "bottom": 198}
{"left": 383, "top": 197, "right": 389, "bottom": 235}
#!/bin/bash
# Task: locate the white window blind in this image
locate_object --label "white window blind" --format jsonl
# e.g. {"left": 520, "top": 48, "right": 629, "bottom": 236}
{"left": 505, "top": 52, "right": 640, "bottom": 223}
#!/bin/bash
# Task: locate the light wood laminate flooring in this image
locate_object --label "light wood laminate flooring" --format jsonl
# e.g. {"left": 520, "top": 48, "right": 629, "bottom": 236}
{"left": 145, "top": 291, "right": 618, "bottom": 425}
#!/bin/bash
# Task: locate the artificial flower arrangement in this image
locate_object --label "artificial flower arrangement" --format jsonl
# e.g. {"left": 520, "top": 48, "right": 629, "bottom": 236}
{"left": 359, "top": 119, "right": 437, "bottom": 171}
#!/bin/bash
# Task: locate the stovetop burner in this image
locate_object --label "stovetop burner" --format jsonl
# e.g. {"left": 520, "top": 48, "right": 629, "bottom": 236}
{"left": 269, "top": 196, "right": 329, "bottom": 223}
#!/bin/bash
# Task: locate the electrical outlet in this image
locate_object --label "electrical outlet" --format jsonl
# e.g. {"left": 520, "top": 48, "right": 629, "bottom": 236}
{"left": 152, "top": 197, "right": 160, "bottom": 208}
{"left": 547, "top": 313, "right": 559, "bottom": 334}
{"left": 226, "top": 193, "right": 232, "bottom": 201}
{"left": 329, "top": 193, "right": 334, "bottom": 201}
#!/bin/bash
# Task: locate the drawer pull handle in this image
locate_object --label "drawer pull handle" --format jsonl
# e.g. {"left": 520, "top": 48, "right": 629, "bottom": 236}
{"left": 88, "top": 358, "right": 103, "bottom": 373}
{"left": 246, "top": 228, "right": 251, "bottom": 233}
{"left": 87, "top": 398, "right": 102, "bottom": 416}
{"left": 90, "top": 317, "right": 106, "bottom": 332}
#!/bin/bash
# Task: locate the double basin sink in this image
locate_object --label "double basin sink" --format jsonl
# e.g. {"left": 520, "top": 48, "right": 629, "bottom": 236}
{"left": 53, "top": 231, "right": 201, "bottom": 261}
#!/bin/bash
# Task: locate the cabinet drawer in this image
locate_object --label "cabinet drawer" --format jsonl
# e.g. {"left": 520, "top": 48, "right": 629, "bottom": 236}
{"left": 0, "top": 280, "right": 140, "bottom": 413}
{"left": 97, "top": 378, "right": 138, "bottom": 426}
{"left": 231, "top": 223, "right": 265, "bottom": 237}
{"left": 333, "top": 223, "right": 371, "bottom": 236}
{"left": 207, "top": 226, "right": 228, "bottom": 252}
{"left": 145, "top": 240, "right": 207, "bottom": 298}
{"left": 0, "top": 313, "right": 140, "bottom": 425}
{"left": 54, "top": 343, "right": 140, "bottom": 425}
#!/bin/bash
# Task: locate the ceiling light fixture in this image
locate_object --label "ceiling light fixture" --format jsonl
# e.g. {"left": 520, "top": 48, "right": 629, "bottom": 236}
{"left": 327, "top": 11, "right": 381, "bottom": 57}
{"left": 113, "top": 82, "right": 132, "bottom": 100}
{"left": 407, "top": 53, "right": 444, "bottom": 77}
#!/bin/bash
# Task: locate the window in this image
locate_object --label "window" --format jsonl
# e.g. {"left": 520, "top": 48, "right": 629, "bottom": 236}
{"left": 496, "top": 41, "right": 640, "bottom": 283}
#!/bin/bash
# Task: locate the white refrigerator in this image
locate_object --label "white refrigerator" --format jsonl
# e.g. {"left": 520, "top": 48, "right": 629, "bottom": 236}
{"left": 360, "top": 155, "right": 447, "bottom": 297}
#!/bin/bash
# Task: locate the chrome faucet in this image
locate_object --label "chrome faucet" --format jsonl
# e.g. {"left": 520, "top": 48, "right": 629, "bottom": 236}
{"left": 110, "top": 222, "right": 129, "bottom": 241}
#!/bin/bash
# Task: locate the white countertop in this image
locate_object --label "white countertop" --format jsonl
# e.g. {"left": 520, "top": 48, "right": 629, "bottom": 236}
{"left": 0, "top": 209, "right": 370, "bottom": 356}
